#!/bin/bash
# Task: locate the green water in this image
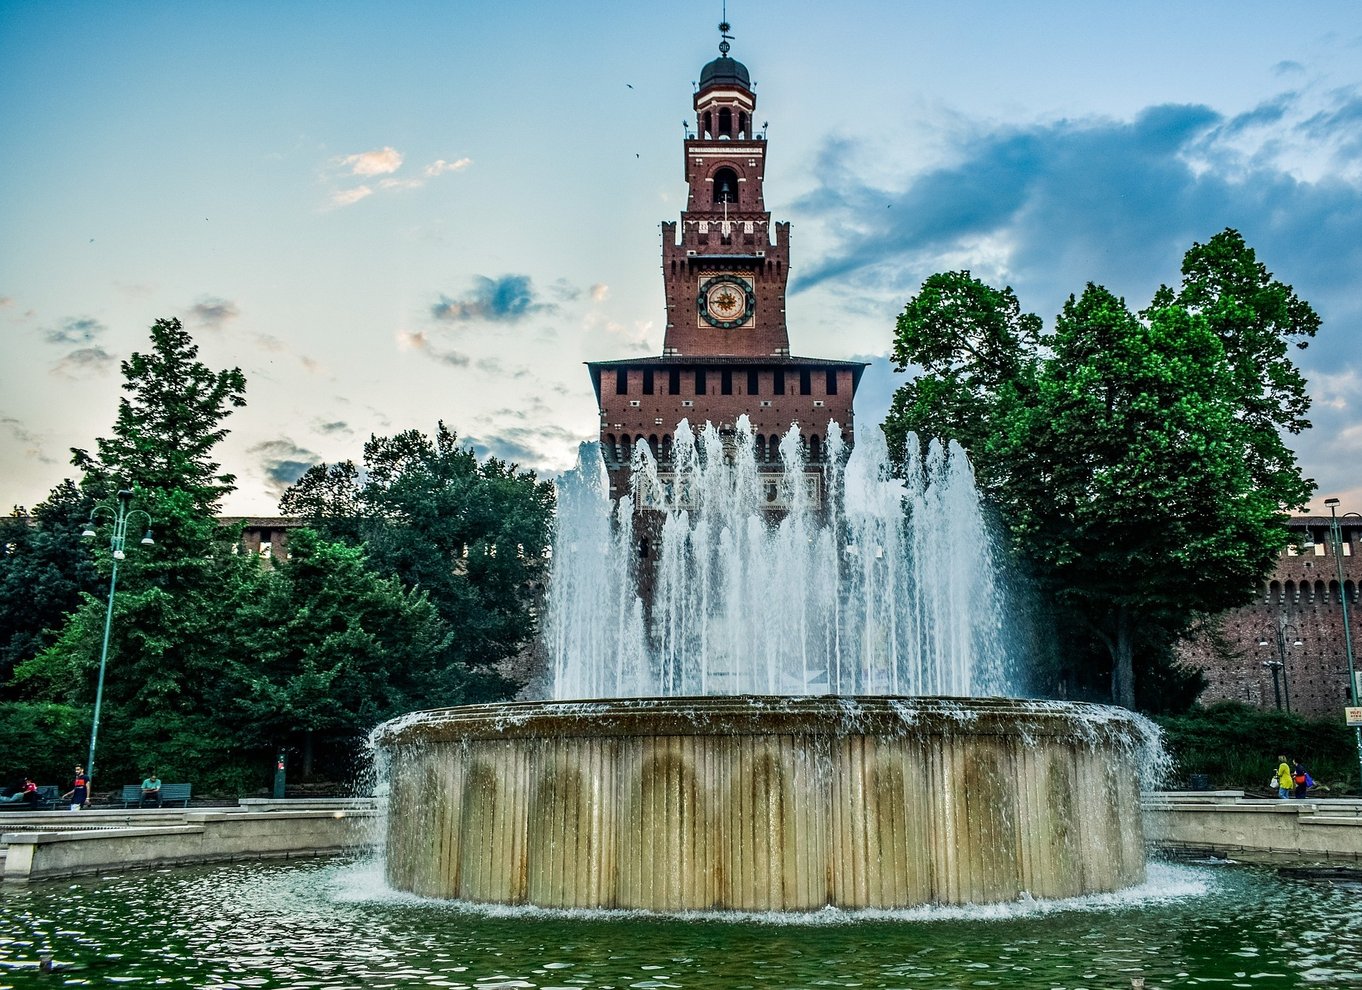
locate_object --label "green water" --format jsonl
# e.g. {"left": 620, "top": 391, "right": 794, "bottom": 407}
{"left": 0, "top": 858, "right": 1358, "bottom": 988}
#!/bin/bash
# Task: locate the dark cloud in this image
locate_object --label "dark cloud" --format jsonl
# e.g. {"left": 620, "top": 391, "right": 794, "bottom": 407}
{"left": 190, "top": 296, "right": 241, "bottom": 330}
{"left": 431, "top": 274, "right": 552, "bottom": 323}
{"left": 248, "top": 439, "right": 320, "bottom": 493}
{"left": 51, "top": 346, "right": 116, "bottom": 378}
{"left": 1, "top": 415, "right": 57, "bottom": 464}
{"left": 464, "top": 424, "right": 583, "bottom": 469}
{"left": 315, "top": 420, "right": 350, "bottom": 435}
{"left": 475, "top": 357, "right": 530, "bottom": 378}
{"left": 791, "top": 93, "right": 1362, "bottom": 335}
{"left": 42, "top": 316, "right": 107, "bottom": 346}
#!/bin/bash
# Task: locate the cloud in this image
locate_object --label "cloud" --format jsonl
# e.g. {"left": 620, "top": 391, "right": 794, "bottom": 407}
{"left": 190, "top": 296, "right": 240, "bottom": 330}
{"left": 378, "top": 177, "right": 425, "bottom": 191}
{"left": 590, "top": 283, "right": 609, "bottom": 302}
{"left": 42, "top": 316, "right": 107, "bottom": 346}
{"left": 51, "top": 346, "right": 116, "bottom": 378}
{"left": 340, "top": 146, "right": 404, "bottom": 176}
{"left": 464, "top": 423, "right": 586, "bottom": 470}
{"left": 424, "top": 157, "right": 471, "bottom": 176}
{"left": 396, "top": 328, "right": 471, "bottom": 366}
{"left": 248, "top": 438, "right": 320, "bottom": 494}
{"left": 430, "top": 274, "right": 552, "bottom": 323}
{"left": 315, "top": 420, "right": 350, "bottom": 435}
{"left": 1, "top": 416, "right": 57, "bottom": 464}
{"left": 0, "top": 296, "right": 12, "bottom": 308}
{"left": 332, "top": 185, "right": 374, "bottom": 207}
{"left": 790, "top": 91, "right": 1362, "bottom": 331}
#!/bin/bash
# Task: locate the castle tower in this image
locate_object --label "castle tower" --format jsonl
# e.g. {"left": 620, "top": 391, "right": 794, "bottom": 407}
{"left": 588, "top": 24, "right": 865, "bottom": 512}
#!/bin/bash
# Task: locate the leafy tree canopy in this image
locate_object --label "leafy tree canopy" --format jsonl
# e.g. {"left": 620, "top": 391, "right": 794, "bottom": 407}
{"left": 281, "top": 423, "right": 555, "bottom": 694}
{"left": 885, "top": 230, "right": 1316, "bottom": 709}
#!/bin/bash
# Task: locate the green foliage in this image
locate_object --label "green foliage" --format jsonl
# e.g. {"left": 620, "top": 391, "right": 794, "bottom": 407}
{"left": 0, "top": 481, "right": 98, "bottom": 681}
{"left": 885, "top": 231, "right": 1316, "bottom": 710}
{"left": 0, "top": 702, "right": 87, "bottom": 788}
{"left": 70, "top": 316, "right": 246, "bottom": 514}
{"left": 281, "top": 422, "right": 555, "bottom": 692}
{"left": 1155, "top": 702, "right": 1359, "bottom": 795}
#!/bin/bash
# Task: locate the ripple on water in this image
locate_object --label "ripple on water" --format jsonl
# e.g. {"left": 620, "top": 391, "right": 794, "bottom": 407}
{"left": 0, "top": 857, "right": 1358, "bottom": 989}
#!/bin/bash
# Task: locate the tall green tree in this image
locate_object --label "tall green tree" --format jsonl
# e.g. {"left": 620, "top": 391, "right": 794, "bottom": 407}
{"left": 282, "top": 423, "right": 555, "bottom": 695}
{"left": 885, "top": 231, "right": 1316, "bottom": 710}
{"left": 220, "top": 529, "right": 453, "bottom": 776}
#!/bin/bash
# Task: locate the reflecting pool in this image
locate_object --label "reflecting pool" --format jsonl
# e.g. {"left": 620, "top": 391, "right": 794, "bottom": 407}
{"left": 0, "top": 857, "right": 1359, "bottom": 988}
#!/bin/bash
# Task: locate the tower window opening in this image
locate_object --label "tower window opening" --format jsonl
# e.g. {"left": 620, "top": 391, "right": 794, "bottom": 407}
{"left": 799, "top": 369, "right": 812, "bottom": 395}
{"left": 643, "top": 369, "right": 655, "bottom": 395}
{"left": 702, "top": 110, "right": 712, "bottom": 139}
{"left": 604, "top": 433, "right": 617, "bottom": 462}
{"left": 809, "top": 434, "right": 822, "bottom": 463}
{"left": 696, "top": 369, "right": 707, "bottom": 395}
{"left": 721, "top": 370, "right": 733, "bottom": 395}
{"left": 826, "top": 370, "right": 838, "bottom": 395}
{"left": 774, "top": 370, "right": 786, "bottom": 395}
{"left": 615, "top": 370, "right": 628, "bottom": 395}
{"left": 748, "top": 369, "right": 759, "bottom": 395}
{"left": 718, "top": 107, "right": 732, "bottom": 137}
{"left": 669, "top": 368, "right": 681, "bottom": 394}
{"left": 739, "top": 111, "right": 749, "bottom": 138}
{"left": 713, "top": 167, "right": 738, "bottom": 205}
{"left": 649, "top": 434, "right": 660, "bottom": 459}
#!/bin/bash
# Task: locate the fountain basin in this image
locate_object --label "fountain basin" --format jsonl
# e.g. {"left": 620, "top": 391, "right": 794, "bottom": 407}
{"left": 374, "top": 696, "right": 1148, "bottom": 911}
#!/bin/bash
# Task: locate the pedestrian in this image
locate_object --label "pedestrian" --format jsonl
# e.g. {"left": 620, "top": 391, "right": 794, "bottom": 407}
{"left": 1275, "top": 754, "right": 1293, "bottom": 799}
{"left": 61, "top": 764, "right": 89, "bottom": 810}
{"left": 1292, "top": 758, "right": 1312, "bottom": 799}
{"left": 1, "top": 778, "right": 38, "bottom": 805}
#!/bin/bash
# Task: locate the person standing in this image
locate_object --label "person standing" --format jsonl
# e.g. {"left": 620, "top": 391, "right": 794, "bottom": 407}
{"left": 1292, "top": 758, "right": 1311, "bottom": 800}
{"left": 1275, "top": 754, "right": 1293, "bottom": 799}
{"left": 62, "top": 765, "right": 89, "bottom": 810}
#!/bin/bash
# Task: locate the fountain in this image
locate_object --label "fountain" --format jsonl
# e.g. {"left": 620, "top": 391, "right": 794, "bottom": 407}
{"left": 373, "top": 421, "right": 1156, "bottom": 911}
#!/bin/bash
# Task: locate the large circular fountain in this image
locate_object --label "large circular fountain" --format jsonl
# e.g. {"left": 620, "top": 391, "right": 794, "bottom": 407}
{"left": 376, "top": 695, "right": 1147, "bottom": 911}
{"left": 375, "top": 423, "right": 1157, "bottom": 911}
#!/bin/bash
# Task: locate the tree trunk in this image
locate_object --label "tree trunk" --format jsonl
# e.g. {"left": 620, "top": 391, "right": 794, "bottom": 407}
{"left": 1110, "top": 605, "right": 1136, "bottom": 709}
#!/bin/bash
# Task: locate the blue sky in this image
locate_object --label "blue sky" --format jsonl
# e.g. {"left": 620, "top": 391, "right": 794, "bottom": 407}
{"left": 1, "top": 2, "right": 1359, "bottom": 514}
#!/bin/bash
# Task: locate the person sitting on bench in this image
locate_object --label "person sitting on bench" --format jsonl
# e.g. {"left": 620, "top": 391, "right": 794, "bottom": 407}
{"left": 140, "top": 770, "right": 162, "bottom": 807}
{"left": 1, "top": 778, "right": 38, "bottom": 805}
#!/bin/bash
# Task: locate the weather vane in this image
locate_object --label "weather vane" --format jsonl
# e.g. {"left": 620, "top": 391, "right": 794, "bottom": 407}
{"left": 719, "top": 1, "right": 732, "bottom": 57}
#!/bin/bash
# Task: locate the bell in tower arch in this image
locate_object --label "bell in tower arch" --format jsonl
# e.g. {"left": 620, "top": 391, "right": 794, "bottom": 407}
{"left": 713, "top": 167, "right": 738, "bottom": 206}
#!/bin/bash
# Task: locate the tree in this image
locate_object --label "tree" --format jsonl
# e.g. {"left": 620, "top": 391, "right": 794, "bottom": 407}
{"left": 7, "top": 317, "right": 255, "bottom": 789}
{"left": 282, "top": 423, "right": 555, "bottom": 695}
{"left": 220, "top": 529, "right": 453, "bottom": 775}
{"left": 885, "top": 232, "right": 1316, "bottom": 710}
{"left": 0, "top": 481, "right": 98, "bottom": 683}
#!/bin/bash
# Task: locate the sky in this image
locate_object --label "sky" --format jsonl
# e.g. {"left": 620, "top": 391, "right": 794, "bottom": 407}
{"left": 2, "top": 1, "right": 1360, "bottom": 516}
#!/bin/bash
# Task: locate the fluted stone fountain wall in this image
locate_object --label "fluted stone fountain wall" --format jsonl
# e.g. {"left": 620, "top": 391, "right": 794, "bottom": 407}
{"left": 375, "top": 696, "right": 1148, "bottom": 911}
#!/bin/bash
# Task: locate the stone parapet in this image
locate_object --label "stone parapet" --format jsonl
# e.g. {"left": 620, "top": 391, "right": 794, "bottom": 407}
{"left": 1143, "top": 792, "right": 1362, "bottom": 865}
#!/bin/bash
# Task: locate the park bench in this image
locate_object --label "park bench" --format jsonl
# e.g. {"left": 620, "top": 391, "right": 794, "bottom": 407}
{"left": 120, "top": 783, "right": 192, "bottom": 808}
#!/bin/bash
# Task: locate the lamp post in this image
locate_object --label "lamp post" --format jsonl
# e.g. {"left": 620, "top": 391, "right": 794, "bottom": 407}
{"left": 81, "top": 489, "right": 154, "bottom": 785}
{"left": 1324, "top": 497, "right": 1362, "bottom": 790}
{"left": 1257, "top": 620, "right": 1301, "bottom": 712}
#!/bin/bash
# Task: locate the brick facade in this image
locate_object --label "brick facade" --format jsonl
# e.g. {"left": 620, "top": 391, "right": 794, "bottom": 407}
{"left": 1179, "top": 515, "right": 1362, "bottom": 718}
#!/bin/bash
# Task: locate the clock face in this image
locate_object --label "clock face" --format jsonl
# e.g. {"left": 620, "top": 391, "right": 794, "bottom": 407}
{"left": 697, "top": 274, "right": 756, "bottom": 329}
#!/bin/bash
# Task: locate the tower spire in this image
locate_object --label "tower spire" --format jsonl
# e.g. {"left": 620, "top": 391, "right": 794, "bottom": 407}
{"left": 718, "top": 4, "right": 732, "bottom": 58}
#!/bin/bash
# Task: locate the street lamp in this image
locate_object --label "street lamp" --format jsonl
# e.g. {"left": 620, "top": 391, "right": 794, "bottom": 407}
{"left": 81, "top": 489, "right": 154, "bottom": 786}
{"left": 1257, "top": 620, "right": 1301, "bottom": 712}
{"left": 1324, "top": 497, "right": 1362, "bottom": 790}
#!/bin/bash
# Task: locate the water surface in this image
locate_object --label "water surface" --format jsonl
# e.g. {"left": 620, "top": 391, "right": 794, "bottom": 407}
{"left": 1, "top": 858, "right": 1358, "bottom": 988}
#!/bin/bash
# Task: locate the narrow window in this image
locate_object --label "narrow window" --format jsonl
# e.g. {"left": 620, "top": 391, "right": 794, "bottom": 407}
{"left": 696, "top": 369, "right": 707, "bottom": 395}
{"left": 774, "top": 370, "right": 786, "bottom": 395}
{"left": 826, "top": 370, "right": 838, "bottom": 395}
{"left": 615, "top": 370, "right": 628, "bottom": 395}
{"left": 643, "top": 369, "right": 655, "bottom": 395}
{"left": 799, "top": 369, "right": 812, "bottom": 395}
{"left": 669, "top": 368, "right": 681, "bottom": 395}
{"left": 721, "top": 370, "right": 733, "bottom": 395}
{"left": 748, "top": 369, "right": 759, "bottom": 395}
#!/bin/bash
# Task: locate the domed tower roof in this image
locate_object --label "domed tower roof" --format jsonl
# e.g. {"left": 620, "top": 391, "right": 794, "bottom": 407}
{"left": 698, "top": 54, "right": 750, "bottom": 91}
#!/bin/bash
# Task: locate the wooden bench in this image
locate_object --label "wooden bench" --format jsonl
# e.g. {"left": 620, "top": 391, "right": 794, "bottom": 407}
{"left": 120, "top": 783, "right": 192, "bottom": 807}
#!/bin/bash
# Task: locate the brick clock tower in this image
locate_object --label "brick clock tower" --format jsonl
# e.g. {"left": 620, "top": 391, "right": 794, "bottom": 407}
{"left": 588, "top": 26, "right": 866, "bottom": 510}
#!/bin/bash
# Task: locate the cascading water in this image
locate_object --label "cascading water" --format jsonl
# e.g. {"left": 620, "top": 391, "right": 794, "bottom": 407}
{"left": 546, "top": 415, "right": 1014, "bottom": 701}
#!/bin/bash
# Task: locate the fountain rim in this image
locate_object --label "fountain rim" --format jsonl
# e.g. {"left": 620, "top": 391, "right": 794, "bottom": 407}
{"left": 373, "top": 694, "right": 1149, "bottom": 747}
